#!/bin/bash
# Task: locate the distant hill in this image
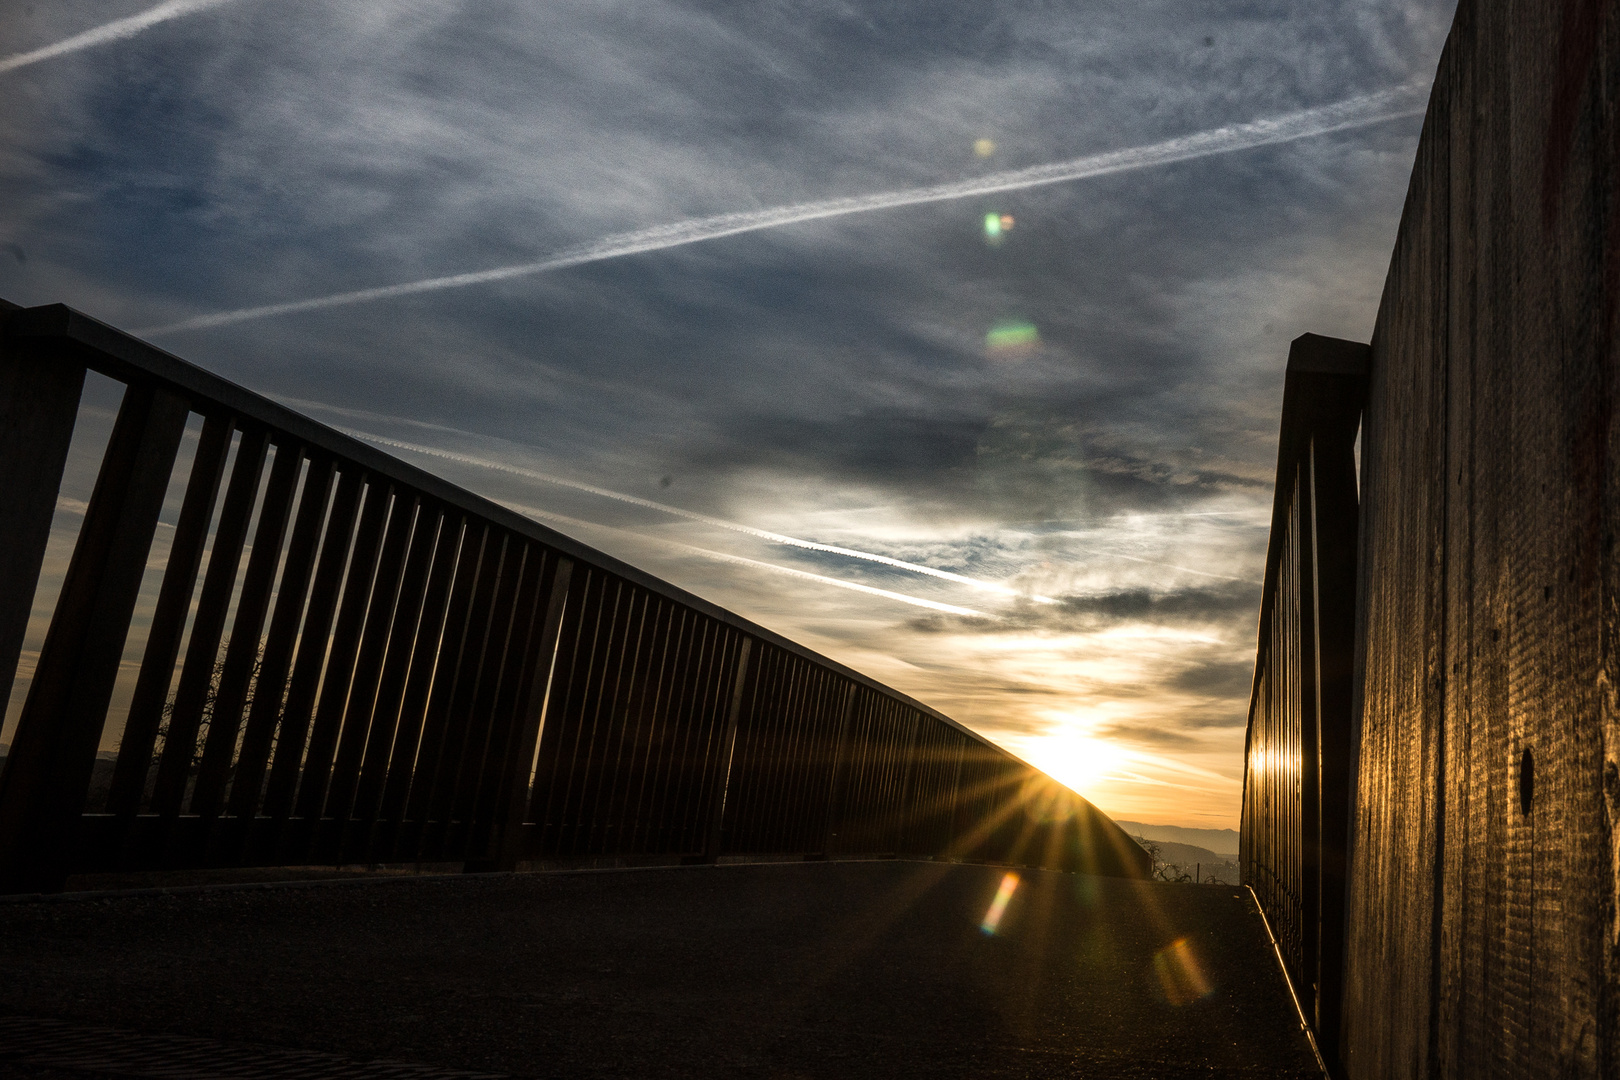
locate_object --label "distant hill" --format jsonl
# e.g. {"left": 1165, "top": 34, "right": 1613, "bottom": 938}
{"left": 1129, "top": 836, "right": 1242, "bottom": 885}
{"left": 1139, "top": 839, "right": 1227, "bottom": 866}
{"left": 1115, "top": 820, "right": 1238, "bottom": 859}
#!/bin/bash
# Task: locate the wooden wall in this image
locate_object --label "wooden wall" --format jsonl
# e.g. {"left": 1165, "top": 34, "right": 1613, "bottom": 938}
{"left": 1344, "top": 1, "right": 1620, "bottom": 1075}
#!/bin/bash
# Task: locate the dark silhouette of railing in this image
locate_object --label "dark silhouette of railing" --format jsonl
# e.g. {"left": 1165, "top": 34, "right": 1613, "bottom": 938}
{"left": 0, "top": 300, "right": 1150, "bottom": 894}
{"left": 1241, "top": 332, "right": 1367, "bottom": 1074}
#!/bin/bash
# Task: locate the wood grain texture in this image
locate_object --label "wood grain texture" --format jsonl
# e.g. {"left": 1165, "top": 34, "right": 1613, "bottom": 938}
{"left": 1343, "top": 1, "right": 1620, "bottom": 1075}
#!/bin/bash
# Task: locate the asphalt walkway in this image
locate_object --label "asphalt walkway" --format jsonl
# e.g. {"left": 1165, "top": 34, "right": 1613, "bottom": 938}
{"left": 0, "top": 861, "right": 1318, "bottom": 1079}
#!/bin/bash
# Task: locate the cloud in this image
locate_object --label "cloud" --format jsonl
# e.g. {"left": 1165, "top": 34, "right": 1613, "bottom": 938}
{"left": 136, "top": 80, "right": 1426, "bottom": 335}
{"left": 1093, "top": 722, "right": 1205, "bottom": 749}
{"left": 906, "top": 581, "right": 1258, "bottom": 635}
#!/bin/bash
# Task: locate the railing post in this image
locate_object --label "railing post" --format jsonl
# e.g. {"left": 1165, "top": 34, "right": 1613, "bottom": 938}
{"left": 819, "top": 683, "right": 856, "bottom": 857}
{"left": 701, "top": 637, "right": 751, "bottom": 862}
{"left": 1240, "top": 331, "right": 1367, "bottom": 1075}
{"left": 0, "top": 379, "right": 190, "bottom": 893}
{"left": 940, "top": 736, "right": 963, "bottom": 859}
{"left": 486, "top": 557, "right": 572, "bottom": 872}
{"left": 0, "top": 331, "right": 86, "bottom": 731}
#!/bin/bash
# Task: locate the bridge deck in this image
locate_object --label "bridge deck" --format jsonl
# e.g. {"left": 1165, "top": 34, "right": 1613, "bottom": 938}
{"left": 0, "top": 861, "right": 1316, "bottom": 1079}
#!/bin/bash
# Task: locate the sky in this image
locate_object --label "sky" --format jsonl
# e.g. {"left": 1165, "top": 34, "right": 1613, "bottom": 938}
{"left": 0, "top": 0, "right": 1456, "bottom": 829}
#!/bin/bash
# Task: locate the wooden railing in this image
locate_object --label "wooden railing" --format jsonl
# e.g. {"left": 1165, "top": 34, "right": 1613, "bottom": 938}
{"left": 0, "top": 300, "right": 1150, "bottom": 893}
{"left": 1241, "top": 332, "right": 1368, "bottom": 1073}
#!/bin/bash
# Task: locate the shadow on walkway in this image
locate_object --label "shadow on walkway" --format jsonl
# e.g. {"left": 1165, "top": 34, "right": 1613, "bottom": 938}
{"left": 0, "top": 861, "right": 1317, "bottom": 1079}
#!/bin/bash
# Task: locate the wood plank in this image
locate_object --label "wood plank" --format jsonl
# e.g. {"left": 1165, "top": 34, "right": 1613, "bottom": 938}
{"left": 150, "top": 426, "right": 269, "bottom": 818}
{"left": 400, "top": 522, "right": 489, "bottom": 844}
{"left": 0, "top": 382, "right": 189, "bottom": 892}
{"left": 344, "top": 502, "right": 443, "bottom": 849}
{"left": 291, "top": 477, "right": 392, "bottom": 827}
{"left": 223, "top": 455, "right": 335, "bottom": 824}
{"left": 448, "top": 539, "right": 528, "bottom": 835}
{"left": 491, "top": 556, "right": 571, "bottom": 868}
{"left": 259, "top": 466, "right": 364, "bottom": 825}
{"left": 704, "top": 637, "right": 752, "bottom": 859}
{"left": 190, "top": 440, "right": 303, "bottom": 820}
{"left": 320, "top": 491, "right": 418, "bottom": 831}
{"left": 0, "top": 337, "right": 85, "bottom": 722}
{"left": 107, "top": 413, "right": 232, "bottom": 818}
{"left": 421, "top": 531, "right": 507, "bottom": 846}
{"left": 374, "top": 513, "right": 462, "bottom": 850}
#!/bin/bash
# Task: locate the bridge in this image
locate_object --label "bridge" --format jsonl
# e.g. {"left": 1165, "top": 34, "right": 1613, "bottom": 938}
{"left": 3, "top": 3, "right": 1618, "bottom": 1077}
{"left": 0, "top": 290, "right": 1326, "bottom": 1078}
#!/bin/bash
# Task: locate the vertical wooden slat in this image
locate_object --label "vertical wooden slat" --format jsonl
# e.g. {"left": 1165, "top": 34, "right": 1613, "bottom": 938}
{"left": 619, "top": 594, "right": 670, "bottom": 854}
{"left": 150, "top": 426, "right": 269, "bottom": 819}
{"left": 654, "top": 611, "right": 702, "bottom": 853}
{"left": 744, "top": 651, "right": 787, "bottom": 851}
{"left": 224, "top": 456, "right": 336, "bottom": 825}
{"left": 490, "top": 556, "right": 571, "bottom": 869}
{"left": 526, "top": 562, "right": 592, "bottom": 852}
{"left": 375, "top": 514, "right": 463, "bottom": 848}
{"left": 292, "top": 477, "right": 392, "bottom": 828}
{"left": 1310, "top": 435, "right": 1361, "bottom": 1053}
{"left": 608, "top": 590, "right": 660, "bottom": 853}
{"left": 320, "top": 492, "right": 418, "bottom": 831}
{"left": 589, "top": 588, "right": 648, "bottom": 854}
{"left": 0, "top": 383, "right": 189, "bottom": 892}
{"left": 822, "top": 683, "right": 856, "bottom": 855}
{"left": 467, "top": 549, "right": 550, "bottom": 844}
{"left": 677, "top": 621, "right": 725, "bottom": 854}
{"left": 1296, "top": 462, "right": 1322, "bottom": 1006}
{"left": 552, "top": 571, "right": 616, "bottom": 856}
{"left": 704, "top": 637, "right": 752, "bottom": 859}
{"left": 445, "top": 538, "right": 526, "bottom": 846}
{"left": 777, "top": 662, "right": 819, "bottom": 850}
{"left": 0, "top": 338, "right": 86, "bottom": 724}
{"left": 574, "top": 579, "right": 633, "bottom": 855}
{"left": 633, "top": 605, "right": 687, "bottom": 853}
{"left": 190, "top": 441, "right": 304, "bottom": 820}
{"left": 422, "top": 531, "right": 507, "bottom": 845}
{"left": 403, "top": 523, "right": 489, "bottom": 842}
{"left": 345, "top": 503, "right": 443, "bottom": 847}
{"left": 260, "top": 466, "right": 364, "bottom": 825}
{"left": 108, "top": 414, "right": 232, "bottom": 817}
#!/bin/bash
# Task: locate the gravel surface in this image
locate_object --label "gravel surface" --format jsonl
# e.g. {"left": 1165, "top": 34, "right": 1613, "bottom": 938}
{"left": 0, "top": 861, "right": 1319, "bottom": 1079}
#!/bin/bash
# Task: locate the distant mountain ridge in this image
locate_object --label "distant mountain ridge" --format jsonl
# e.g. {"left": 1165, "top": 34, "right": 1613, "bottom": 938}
{"left": 1115, "top": 820, "right": 1238, "bottom": 859}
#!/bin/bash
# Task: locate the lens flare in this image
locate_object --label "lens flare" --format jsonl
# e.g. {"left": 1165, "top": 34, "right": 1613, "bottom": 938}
{"left": 974, "top": 138, "right": 997, "bottom": 157}
{"left": 980, "top": 872, "right": 1020, "bottom": 935}
{"left": 1152, "top": 937, "right": 1212, "bottom": 1005}
{"left": 986, "top": 319, "right": 1039, "bottom": 355}
{"left": 983, "top": 213, "right": 1015, "bottom": 245}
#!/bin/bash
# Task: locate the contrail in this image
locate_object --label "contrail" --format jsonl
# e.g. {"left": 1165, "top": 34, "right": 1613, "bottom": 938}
{"left": 500, "top": 499, "right": 991, "bottom": 618}
{"left": 1073, "top": 547, "right": 1250, "bottom": 583}
{"left": 348, "top": 429, "right": 1058, "bottom": 603}
{"left": 0, "top": 0, "right": 238, "bottom": 75}
{"left": 138, "top": 82, "right": 1428, "bottom": 336}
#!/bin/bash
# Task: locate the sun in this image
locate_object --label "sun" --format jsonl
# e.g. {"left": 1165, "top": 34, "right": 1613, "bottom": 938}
{"left": 1025, "top": 729, "right": 1127, "bottom": 796}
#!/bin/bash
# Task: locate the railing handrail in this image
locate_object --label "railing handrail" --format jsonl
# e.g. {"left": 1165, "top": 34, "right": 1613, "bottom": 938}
{"left": 1241, "top": 331, "right": 1368, "bottom": 1078}
{"left": 1246, "top": 332, "right": 1370, "bottom": 716}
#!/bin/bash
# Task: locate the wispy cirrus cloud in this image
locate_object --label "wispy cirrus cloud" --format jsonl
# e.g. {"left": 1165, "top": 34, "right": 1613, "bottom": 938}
{"left": 137, "top": 81, "right": 1425, "bottom": 336}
